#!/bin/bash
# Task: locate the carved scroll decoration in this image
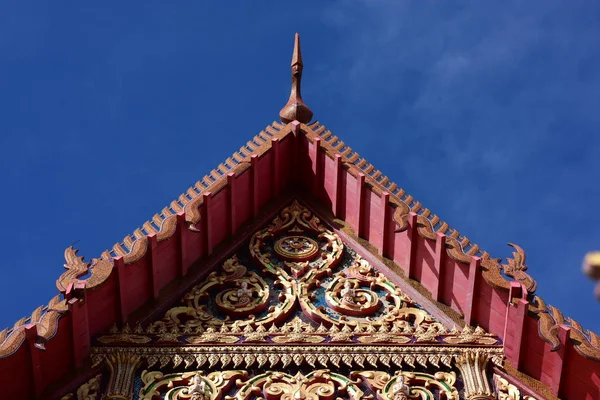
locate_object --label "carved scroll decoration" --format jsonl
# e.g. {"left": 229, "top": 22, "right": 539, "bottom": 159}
{"left": 56, "top": 246, "right": 113, "bottom": 293}
{"left": 140, "top": 369, "right": 246, "bottom": 400}
{"left": 493, "top": 374, "right": 539, "bottom": 400}
{"left": 60, "top": 374, "right": 102, "bottom": 400}
{"left": 529, "top": 295, "right": 600, "bottom": 361}
{"left": 139, "top": 369, "right": 462, "bottom": 400}
{"left": 0, "top": 294, "right": 67, "bottom": 358}
{"left": 354, "top": 370, "right": 459, "bottom": 400}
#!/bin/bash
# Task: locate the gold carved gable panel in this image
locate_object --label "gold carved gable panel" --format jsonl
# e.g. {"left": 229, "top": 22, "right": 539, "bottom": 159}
{"left": 96, "top": 200, "right": 500, "bottom": 349}
{"left": 90, "top": 200, "right": 505, "bottom": 400}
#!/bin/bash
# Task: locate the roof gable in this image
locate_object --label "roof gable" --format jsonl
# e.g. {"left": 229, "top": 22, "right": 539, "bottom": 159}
{"left": 0, "top": 35, "right": 598, "bottom": 400}
{"left": 2, "top": 118, "right": 599, "bottom": 399}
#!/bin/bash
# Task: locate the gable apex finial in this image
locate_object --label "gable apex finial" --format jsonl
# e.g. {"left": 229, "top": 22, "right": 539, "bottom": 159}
{"left": 279, "top": 33, "right": 313, "bottom": 125}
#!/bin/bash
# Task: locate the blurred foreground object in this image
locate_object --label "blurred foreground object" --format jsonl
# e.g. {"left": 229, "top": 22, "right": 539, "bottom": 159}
{"left": 583, "top": 252, "right": 600, "bottom": 299}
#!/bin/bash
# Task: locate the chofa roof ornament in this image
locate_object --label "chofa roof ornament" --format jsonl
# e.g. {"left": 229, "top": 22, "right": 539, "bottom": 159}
{"left": 279, "top": 33, "right": 313, "bottom": 124}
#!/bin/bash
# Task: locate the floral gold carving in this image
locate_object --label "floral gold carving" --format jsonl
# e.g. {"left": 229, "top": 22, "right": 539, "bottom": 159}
{"left": 443, "top": 325, "right": 498, "bottom": 345}
{"left": 493, "top": 374, "right": 539, "bottom": 400}
{"left": 76, "top": 374, "right": 102, "bottom": 400}
{"left": 140, "top": 200, "right": 489, "bottom": 346}
{"left": 139, "top": 369, "right": 246, "bottom": 400}
{"left": 59, "top": 374, "right": 102, "bottom": 400}
{"left": 263, "top": 371, "right": 335, "bottom": 400}
{"left": 97, "top": 333, "right": 152, "bottom": 345}
{"left": 141, "top": 369, "right": 370, "bottom": 400}
{"left": 353, "top": 370, "right": 459, "bottom": 400}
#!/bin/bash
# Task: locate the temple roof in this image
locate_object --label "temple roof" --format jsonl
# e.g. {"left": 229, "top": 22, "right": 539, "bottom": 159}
{"left": 0, "top": 34, "right": 598, "bottom": 400}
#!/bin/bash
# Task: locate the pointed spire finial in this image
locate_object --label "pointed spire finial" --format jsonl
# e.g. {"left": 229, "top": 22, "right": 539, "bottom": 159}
{"left": 279, "top": 33, "right": 313, "bottom": 124}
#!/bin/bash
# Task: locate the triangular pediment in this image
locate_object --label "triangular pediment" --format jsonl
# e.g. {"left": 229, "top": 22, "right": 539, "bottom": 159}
{"left": 83, "top": 200, "right": 506, "bottom": 400}
{"left": 3, "top": 34, "right": 595, "bottom": 399}
{"left": 93, "top": 200, "right": 502, "bottom": 364}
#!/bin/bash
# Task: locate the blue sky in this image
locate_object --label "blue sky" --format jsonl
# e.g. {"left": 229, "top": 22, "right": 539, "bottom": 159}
{"left": 1, "top": 1, "right": 599, "bottom": 334}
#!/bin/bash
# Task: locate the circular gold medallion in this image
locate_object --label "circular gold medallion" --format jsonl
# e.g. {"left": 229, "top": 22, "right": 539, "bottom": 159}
{"left": 274, "top": 235, "right": 319, "bottom": 261}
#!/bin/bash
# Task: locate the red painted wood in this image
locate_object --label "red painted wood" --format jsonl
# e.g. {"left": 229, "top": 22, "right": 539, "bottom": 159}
{"left": 522, "top": 317, "right": 554, "bottom": 383}
{"left": 356, "top": 173, "right": 365, "bottom": 237}
{"left": 322, "top": 153, "right": 337, "bottom": 213}
{"left": 463, "top": 256, "right": 481, "bottom": 326}
{"left": 343, "top": 173, "right": 357, "bottom": 229}
{"left": 332, "top": 155, "right": 342, "bottom": 217}
{"left": 227, "top": 173, "right": 236, "bottom": 236}
{"left": 272, "top": 138, "right": 281, "bottom": 197}
{"left": 67, "top": 282, "right": 90, "bottom": 369}
{"left": 156, "top": 232, "right": 180, "bottom": 286}
{"left": 311, "top": 137, "right": 321, "bottom": 196}
{"left": 176, "top": 213, "right": 189, "bottom": 277}
{"left": 562, "top": 352, "right": 600, "bottom": 400}
{"left": 439, "top": 258, "right": 468, "bottom": 315}
{"left": 122, "top": 256, "right": 150, "bottom": 315}
{"left": 203, "top": 193, "right": 213, "bottom": 255}
{"left": 0, "top": 345, "right": 32, "bottom": 398}
{"left": 474, "top": 282, "right": 509, "bottom": 335}
{"left": 550, "top": 325, "right": 571, "bottom": 397}
{"left": 380, "top": 192, "right": 390, "bottom": 256}
{"left": 291, "top": 122, "right": 300, "bottom": 183}
{"left": 362, "top": 188, "right": 373, "bottom": 242}
{"left": 25, "top": 325, "right": 43, "bottom": 397}
{"left": 364, "top": 188, "right": 382, "bottom": 248}
{"left": 85, "top": 274, "right": 118, "bottom": 334}
{"left": 39, "top": 317, "right": 72, "bottom": 391}
{"left": 384, "top": 207, "right": 397, "bottom": 260}
{"left": 431, "top": 232, "right": 445, "bottom": 301}
{"left": 114, "top": 257, "right": 129, "bottom": 324}
{"left": 257, "top": 152, "right": 273, "bottom": 209}
{"left": 406, "top": 212, "right": 419, "bottom": 279}
{"left": 506, "top": 298, "right": 528, "bottom": 370}
{"left": 413, "top": 237, "right": 435, "bottom": 290}
{"left": 233, "top": 168, "right": 251, "bottom": 226}
{"left": 208, "top": 189, "right": 228, "bottom": 248}
{"left": 279, "top": 135, "right": 293, "bottom": 188}
{"left": 251, "top": 155, "right": 259, "bottom": 217}
{"left": 299, "top": 134, "right": 311, "bottom": 190}
{"left": 148, "top": 234, "right": 160, "bottom": 299}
